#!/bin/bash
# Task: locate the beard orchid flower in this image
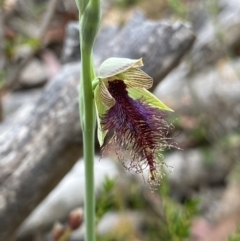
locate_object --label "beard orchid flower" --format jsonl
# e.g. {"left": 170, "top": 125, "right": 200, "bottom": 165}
{"left": 94, "top": 57, "right": 176, "bottom": 188}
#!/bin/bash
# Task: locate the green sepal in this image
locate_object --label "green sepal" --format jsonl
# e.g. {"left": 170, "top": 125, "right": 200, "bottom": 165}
{"left": 127, "top": 87, "right": 174, "bottom": 112}
{"left": 97, "top": 58, "right": 143, "bottom": 79}
{"left": 94, "top": 84, "right": 109, "bottom": 146}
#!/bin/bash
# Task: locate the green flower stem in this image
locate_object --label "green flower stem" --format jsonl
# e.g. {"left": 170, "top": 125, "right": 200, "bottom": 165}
{"left": 80, "top": 49, "right": 96, "bottom": 241}
{"left": 75, "top": 0, "right": 100, "bottom": 240}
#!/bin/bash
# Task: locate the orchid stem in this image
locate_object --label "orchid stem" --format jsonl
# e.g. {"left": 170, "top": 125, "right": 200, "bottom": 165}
{"left": 75, "top": 0, "right": 100, "bottom": 240}
{"left": 80, "top": 47, "right": 96, "bottom": 241}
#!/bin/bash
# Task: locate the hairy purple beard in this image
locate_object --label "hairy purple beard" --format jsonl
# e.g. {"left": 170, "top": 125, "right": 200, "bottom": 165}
{"left": 101, "top": 79, "right": 174, "bottom": 186}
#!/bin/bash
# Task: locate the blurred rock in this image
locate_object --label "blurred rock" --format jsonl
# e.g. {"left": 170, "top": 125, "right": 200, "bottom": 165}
{"left": 131, "top": 146, "right": 230, "bottom": 200}
{"left": 19, "top": 59, "right": 48, "bottom": 87}
{"left": 155, "top": 59, "right": 240, "bottom": 136}
{"left": 193, "top": 210, "right": 240, "bottom": 241}
{"left": 70, "top": 211, "right": 143, "bottom": 241}
{"left": 188, "top": 2, "right": 210, "bottom": 32}
{"left": 41, "top": 50, "right": 61, "bottom": 79}
{"left": 14, "top": 44, "right": 33, "bottom": 60}
{"left": 101, "top": 0, "right": 115, "bottom": 16}
{"left": 97, "top": 211, "right": 142, "bottom": 236}
{"left": 189, "top": 0, "right": 240, "bottom": 71}
{"left": 58, "top": 0, "right": 77, "bottom": 14}
{"left": 17, "top": 156, "right": 119, "bottom": 239}
{"left": 154, "top": 0, "right": 240, "bottom": 119}
{"left": 210, "top": 164, "right": 240, "bottom": 222}
{"left": 2, "top": 88, "right": 42, "bottom": 118}
{"left": 163, "top": 149, "right": 232, "bottom": 198}
{"left": 61, "top": 22, "right": 80, "bottom": 63}
{"left": 61, "top": 21, "right": 120, "bottom": 64}
{"left": 191, "top": 217, "right": 213, "bottom": 241}
{"left": 213, "top": 182, "right": 240, "bottom": 222}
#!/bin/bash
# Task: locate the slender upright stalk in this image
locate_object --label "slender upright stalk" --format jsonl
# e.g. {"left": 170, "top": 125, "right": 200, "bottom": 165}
{"left": 75, "top": 0, "right": 100, "bottom": 240}
{"left": 80, "top": 49, "right": 96, "bottom": 241}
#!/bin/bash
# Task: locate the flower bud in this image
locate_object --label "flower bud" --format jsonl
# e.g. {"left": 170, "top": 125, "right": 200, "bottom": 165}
{"left": 68, "top": 208, "right": 84, "bottom": 230}
{"left": 52, "top": 222, "right": 65, "bottom": 241}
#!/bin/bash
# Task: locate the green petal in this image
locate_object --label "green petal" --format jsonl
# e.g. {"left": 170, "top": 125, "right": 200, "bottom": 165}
{"left": 127, "top": 87, "right": 174, "bottom": 112}
{"left": 97, "top": 57, "right": 143, "bottom": 79}
{"left": 94, "top": 84, "right": 109, "bottom": 146}
{"left": 100, "top": 80, "right": 115, "bottom": 107}
{"left": 122, "top": 68, "right": 153, "bottom": 89}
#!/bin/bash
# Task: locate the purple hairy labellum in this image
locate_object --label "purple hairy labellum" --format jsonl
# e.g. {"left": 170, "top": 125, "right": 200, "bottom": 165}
{"left": 101, "top": 79, "right": 175, "bottom": 187}
{"left": 94, "top": 57, "right": 177, "bottom": 189}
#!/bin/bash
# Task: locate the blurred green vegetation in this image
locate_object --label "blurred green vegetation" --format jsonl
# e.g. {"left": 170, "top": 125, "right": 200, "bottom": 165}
{"left": 228, "top": 227, "right": 240, "bottom": 241}
{"left": 96, "top": 175, "right": 198, "bottom": 241}
{"left": 0, "top": 71, "right": 3, "bottom": 86}
{"left": 114, "top": 0, "right": 190, "bottom": 19}
{"left": 5, "top": 36, "right": 41, "bottom": 59}
{"left": 206, "top": 0, "right": 220, "bottom": 16}
{"left": 115, "top": 0, "right": 140, "bottom": 9}
{"left": 96, "top": 176, "right": 116, "bottom": 222}
{"left": 166, "top": 0, "right": 188, "bottom": 18}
